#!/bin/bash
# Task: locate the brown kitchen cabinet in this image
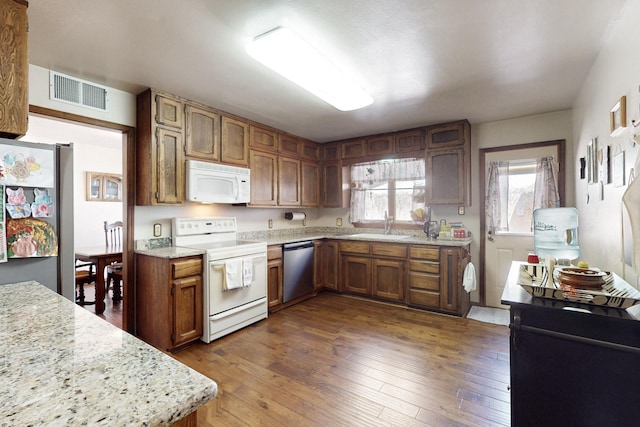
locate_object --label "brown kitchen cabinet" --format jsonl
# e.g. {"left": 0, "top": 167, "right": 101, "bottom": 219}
{"left": 425, "top": 119, "right": 471, "bottom": 206}
{"left": 366, "top": 133, "right": 395, "bottom": 157}
{"left": 249, "top": 149, "right": 278, "bottom": 206}
{"left": 250, "top": 125, "right": 279, "bottom": 152}
{"left": 301, "top": 160, "right": 320, "bottom": 207}
{"left": 315, "top": 240, "right": 339, "bottom": 291}
{"left": 135, "top": 254, "right": 203, "bottom": 352}
{"left": 278, "top": 155, "right": 301, "bottom": 206}
{"left": 0, "top": 0, "right": 28, "bottom": 138}
{"left": 340, "top": 241, "right": 406, "bottom": 303}
{"left": 407, "top": 245, "right": 470, "bottom": 315}
{"left": 321, "top": 161, "right": 348, "bottom": 208}
{"left": 184, "top": 103, "right": 221, "bottom": 161}
{"left": 395, "top": 128, "right": 425, "bottom": 154}
{"left": 221, "top": 115, "right": 249, "bottom": 166}
{"left": 267, "top": 245, "right": 283, "bottom": 312}
{"left": 136, "top": 89, "right": 185, "bottom": 205}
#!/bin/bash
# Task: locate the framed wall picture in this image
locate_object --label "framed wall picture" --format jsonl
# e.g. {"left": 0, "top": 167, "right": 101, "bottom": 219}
{"left": 610, "top": 96, "right": 627, "bottom": 136}
{"left": 85, "top": 172, "right": 122, "bottom": 201}
{"left": 587, "top": 138, "right": 597, "bottom": 184}
{"left": 614, "top": 149, "right": 625, "bottom": 187}
{"left": 598, "top": 144, "right": 610, "bottom": 184}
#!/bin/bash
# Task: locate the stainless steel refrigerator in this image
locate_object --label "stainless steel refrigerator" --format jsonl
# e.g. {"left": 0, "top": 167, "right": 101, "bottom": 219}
{"left": 0, "top": 138, "right": 74, "bottom": 300}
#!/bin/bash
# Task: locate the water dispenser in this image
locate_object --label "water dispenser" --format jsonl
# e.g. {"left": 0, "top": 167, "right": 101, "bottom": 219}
{"left": 533, "top": 207, "right": 580, "bottom": 262}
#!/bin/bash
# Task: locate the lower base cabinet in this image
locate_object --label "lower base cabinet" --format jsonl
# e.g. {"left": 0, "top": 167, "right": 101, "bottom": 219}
{"left": 267, "top": 245, "right": 283, "bottom": 312}
{"left": 136, "top": 254, "right": 203, "bottom": 352}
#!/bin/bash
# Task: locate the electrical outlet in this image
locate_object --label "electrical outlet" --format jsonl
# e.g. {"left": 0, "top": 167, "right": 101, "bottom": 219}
{"left": 268, "top": 219, "right": 273, "bottom": 229}
{"left": 336, "top": 217, "right": 342, "bottom": 226}
{"left": 458, "top": 206, "right": 465, "bottom": 215}
{"left": 153, "top": 223, "right": 162, "bottom": 237}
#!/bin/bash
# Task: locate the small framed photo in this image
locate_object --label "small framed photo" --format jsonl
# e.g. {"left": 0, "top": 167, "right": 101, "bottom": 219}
{"left": 598, "top": 144, "right": 610, "bottom": 184}
{"left": 610, "top": 96, "right": 627, "bottom": 136}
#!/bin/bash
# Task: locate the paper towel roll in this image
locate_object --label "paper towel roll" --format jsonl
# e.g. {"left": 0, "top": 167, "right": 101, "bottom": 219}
{"left": 285, "top": 212, "right": 306, "bottom": 220}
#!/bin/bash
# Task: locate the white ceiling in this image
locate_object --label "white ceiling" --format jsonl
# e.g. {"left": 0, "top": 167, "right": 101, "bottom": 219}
{"left": 26, "top": 0, "right": 627, "bottom": 142}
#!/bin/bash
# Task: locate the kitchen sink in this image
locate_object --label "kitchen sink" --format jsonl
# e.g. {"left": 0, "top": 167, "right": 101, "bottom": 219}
{"left": 345, "top": 233, "right": 412, "bottom": 240}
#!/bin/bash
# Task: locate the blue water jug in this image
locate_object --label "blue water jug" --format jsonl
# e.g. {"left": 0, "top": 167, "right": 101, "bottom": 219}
{"left": 533, "top": 207, "right": 580, "bottom": 261}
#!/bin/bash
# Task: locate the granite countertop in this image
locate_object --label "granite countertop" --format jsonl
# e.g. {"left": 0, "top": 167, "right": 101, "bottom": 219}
{"left": 0, "top": 281, "right": 217, "bottom": 426}
{"left": 135, "top": 245, "right": 206, "bottom": 258}
{"left": 260, "top": 231, "right": 472, "bottom": 247}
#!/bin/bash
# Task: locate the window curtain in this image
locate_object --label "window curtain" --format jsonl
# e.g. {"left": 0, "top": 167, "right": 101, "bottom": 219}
{"left": 349, "top": 158, "right": 425, "bottom": 223}
{"left": 533, "top": 157, "right": 560, "bottom": 209}
{"left": 485, "top": 161, "right": 509, "bottom": 233}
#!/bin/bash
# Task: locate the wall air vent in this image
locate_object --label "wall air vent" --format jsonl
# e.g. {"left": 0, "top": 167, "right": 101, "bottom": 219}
{"left": 49, "top": 71, "right": 109, "bottom": 111}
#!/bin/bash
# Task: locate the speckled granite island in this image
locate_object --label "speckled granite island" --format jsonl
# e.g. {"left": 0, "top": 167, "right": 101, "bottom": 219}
{"left": 0, "top": 281, "right": 217, "bottom": 426}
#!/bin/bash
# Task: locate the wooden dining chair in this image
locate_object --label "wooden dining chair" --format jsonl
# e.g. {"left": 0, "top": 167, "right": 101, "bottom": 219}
{"left": 104, "top": 220, "right": 123, "bottom": 302}
{"left": 75, "top": 260, "right": 96, "bottom": 305}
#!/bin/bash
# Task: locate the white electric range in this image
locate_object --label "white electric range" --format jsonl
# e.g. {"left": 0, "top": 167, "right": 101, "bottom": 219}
{"left": 172, "top": 217, "right": 268, "bottom": 343}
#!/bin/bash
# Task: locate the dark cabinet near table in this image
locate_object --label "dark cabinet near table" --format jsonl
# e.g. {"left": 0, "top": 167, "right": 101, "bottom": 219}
{"left": 136, "top": 254, "right": 203, "bottom": 352}
{"left": 506, "top": 295, "right": 640, "bottom": 426}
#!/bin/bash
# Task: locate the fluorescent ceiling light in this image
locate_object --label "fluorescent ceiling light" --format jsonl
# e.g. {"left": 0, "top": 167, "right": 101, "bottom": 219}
{"left": 246, "top": 27, "right": 373, "bottom": 111}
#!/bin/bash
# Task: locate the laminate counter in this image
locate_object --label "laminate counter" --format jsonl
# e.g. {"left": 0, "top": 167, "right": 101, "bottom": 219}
{"left": 0, "top": 281, "right": 217, "bottom": 426}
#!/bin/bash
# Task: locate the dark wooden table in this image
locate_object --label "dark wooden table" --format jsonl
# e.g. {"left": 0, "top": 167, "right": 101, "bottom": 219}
{"left": 75, "top": 245, "right": 122, "bottom": 314}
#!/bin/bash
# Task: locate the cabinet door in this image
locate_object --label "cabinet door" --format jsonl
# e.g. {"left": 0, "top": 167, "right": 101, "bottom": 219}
{"left": 172, "top": 275, "right": 203, "bottom": 347}
{"left": 0, "top": 0, "right": 28, "bottom": 138}
{"left": 372, "top": 259, "right": 404, "bottom": 301}
{"left": 221, "top": 116, "right": 249, "bottom": 166}
{"left": 426, "top": 120, "right": 468, "bottom": 149}
{"left": 301, "top": 140, "right": 319, "bottom": 161}
{"left": 185, "top": 104, "right": 220, "bottom": 161}
{"left": 249, "top": 150, "right": 278, "bottom": 206}
{"left": 341, "top": 139, "right": 366, "bottom": 160}
{"left": 267, "top": 258, "right": 283, "bottom": 310}
{"left": 426, "top": 148, "right": 465, "bottom": 205}
{"left": 440, "top": 248, "right": 461, "bottom": 313}
{"left": 317, "top": 241, "right": 339, "bottom": 291}
{"left": 342, "top": 256, "right": 371, "bottom": 295}
{"left": 322, "top": 161, "right": 344, "bottom": 208}
{"left": 155, "top": 127, "right": 184, "bottom": 204}
{"left": 366, "top": 134, "right": 394, "bottom": 157}
{"left": 155, "top": 94, "right": 183, "bottom": 128}
{"left": 395, "top": 129, "right": 425, "bottom": 154}
{"left": 279, "top": 134, "right": 302, "bottom": 157}
{"left": 301, "top": 160, "right": 320, "bottom": 207}
{"left": 250, "top": 126, "right": 279, "bottom": 152}
{"left": 278, "top": 156, "right": 301, "bottom": 206}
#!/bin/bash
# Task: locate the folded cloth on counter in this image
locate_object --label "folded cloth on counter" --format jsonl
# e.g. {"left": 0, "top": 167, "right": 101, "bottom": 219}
{"left": 463, "top": 262, "right": 477, "bottom": 293}
{"left": 242, "top": 259, "right": 253, "bottom": 287}
{"left": 224, "top": 260, "right": 243, "bottom": 291}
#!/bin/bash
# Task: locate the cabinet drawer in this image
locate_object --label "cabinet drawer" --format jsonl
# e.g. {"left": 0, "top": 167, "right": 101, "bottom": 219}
{"left": 371, "top": 243, "right": 407, "bottom": 258}
{"left": 172, "top": 258, "right": 202, "bottom": 279}
{"left": 409, "top": 246, "right": 440, "bottom": 261}
{"left": 267, "top": 245, "right": 283, "bottom": 260}
{"left": 409, "top": 272, "right": 440, "bottom": 291}
{"left": 340, "top": 241, "right": 370, "bottom": 255}
{"left": 410, "top": 260, "right": 439, "bottom": 274}
{"left": 409, "top": 289, "right": 440, "bottom": 308}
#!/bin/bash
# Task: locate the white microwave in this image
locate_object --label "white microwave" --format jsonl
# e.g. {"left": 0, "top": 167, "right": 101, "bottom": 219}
{"left": 186, "top": 160, "right": 251, "bottom": 204}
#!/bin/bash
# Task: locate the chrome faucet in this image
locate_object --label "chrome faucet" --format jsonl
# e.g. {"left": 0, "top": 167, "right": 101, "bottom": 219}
{"left": 383, "top": 211, "right": 393, "bottom": 234}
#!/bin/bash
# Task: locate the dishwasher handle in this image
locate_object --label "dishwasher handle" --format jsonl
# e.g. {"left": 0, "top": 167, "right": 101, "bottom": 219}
{"left": 283, "top": 241, "right": 314, "bottom": 251}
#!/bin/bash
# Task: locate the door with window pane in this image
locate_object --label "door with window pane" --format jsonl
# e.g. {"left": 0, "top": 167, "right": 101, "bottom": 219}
{"left": 482, "top": 144, "right": 560, "bottom": 308}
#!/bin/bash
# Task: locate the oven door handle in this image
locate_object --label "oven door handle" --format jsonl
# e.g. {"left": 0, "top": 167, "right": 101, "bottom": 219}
{"left": 210, "top": 298, "right": 266, "bottom": 320}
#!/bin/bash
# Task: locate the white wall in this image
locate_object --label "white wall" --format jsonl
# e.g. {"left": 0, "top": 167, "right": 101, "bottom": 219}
{"left": 22, "top": 115, "right": 123, "bottom": 248}
{"left": 572, "top": 0, "right": 640, "bottom": 285}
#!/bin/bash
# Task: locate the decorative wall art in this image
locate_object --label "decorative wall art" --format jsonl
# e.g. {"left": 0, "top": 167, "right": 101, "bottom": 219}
{"left": 86, "top": 172, "right": 123, "bottom": 202}
{"left": 587, "top": 138, "right": 597, "bottom": 184}
{"left": 5, "top": 217, "right": 58, "bottom": 258}
{"left": 0, "top": 146, "right": 54, "bottom": 187}
{"left": 0, "top": 185, "right": 6, "bottom": 263}
{"left": 610, "top": 96, "right": 627, "bottom": 136}
{"left": 614, "top": 148, "right": 625, "bottom": 187}
{"left": 598, "top": 144, "right": 610, "bottom": 184}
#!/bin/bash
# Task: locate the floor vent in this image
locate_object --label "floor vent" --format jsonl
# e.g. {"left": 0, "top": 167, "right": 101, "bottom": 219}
{"left": 49, "top": 71, "right": 109, "bottom": 112}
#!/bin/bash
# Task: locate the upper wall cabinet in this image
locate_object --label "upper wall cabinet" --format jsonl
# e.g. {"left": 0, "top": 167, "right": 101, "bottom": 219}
{"left": 137, "top": 89, "right": 185, "bottom": 205}
{"left": 425, "top": 120, "right": 471, "bottom": 206}
{"left": 395, "top": 128, "right": 425, "bottom": 153}
{"left": 221, "top": 116, "right": 249, "bottom": 167}
{"left": 250, "top": 125, "right": 279, "bottom": 153}
{"left": 366, "top": 134, "right": 394, "bottom": 157}
{"left": 185, "top": 103, "right": 220, "bottom": 161}
{"left": 0, "top": 0, "right": 28, "bottom": 138}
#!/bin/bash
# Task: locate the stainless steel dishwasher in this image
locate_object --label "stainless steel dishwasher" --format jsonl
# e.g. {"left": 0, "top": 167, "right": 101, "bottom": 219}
{"left": 282, "top": 241, "right": 315, "bottom": 303}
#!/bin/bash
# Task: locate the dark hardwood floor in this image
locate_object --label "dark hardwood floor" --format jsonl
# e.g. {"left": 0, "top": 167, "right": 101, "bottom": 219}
{"left": 173, "top": 293, "right": 511, "bottom": 427}
{"left": 77, "top": 282, "right": 123, "bottom": 329}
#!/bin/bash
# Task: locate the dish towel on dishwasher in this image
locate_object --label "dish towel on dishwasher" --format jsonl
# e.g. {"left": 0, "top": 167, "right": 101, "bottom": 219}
{"left": 463, "top": 262, "right": 477, "bottom": 293}
{"left": 242, "top": 259, "right": 253, "bottom": 287}
{"left": 224, "top": 260, "right": 243, "bottom": 291}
